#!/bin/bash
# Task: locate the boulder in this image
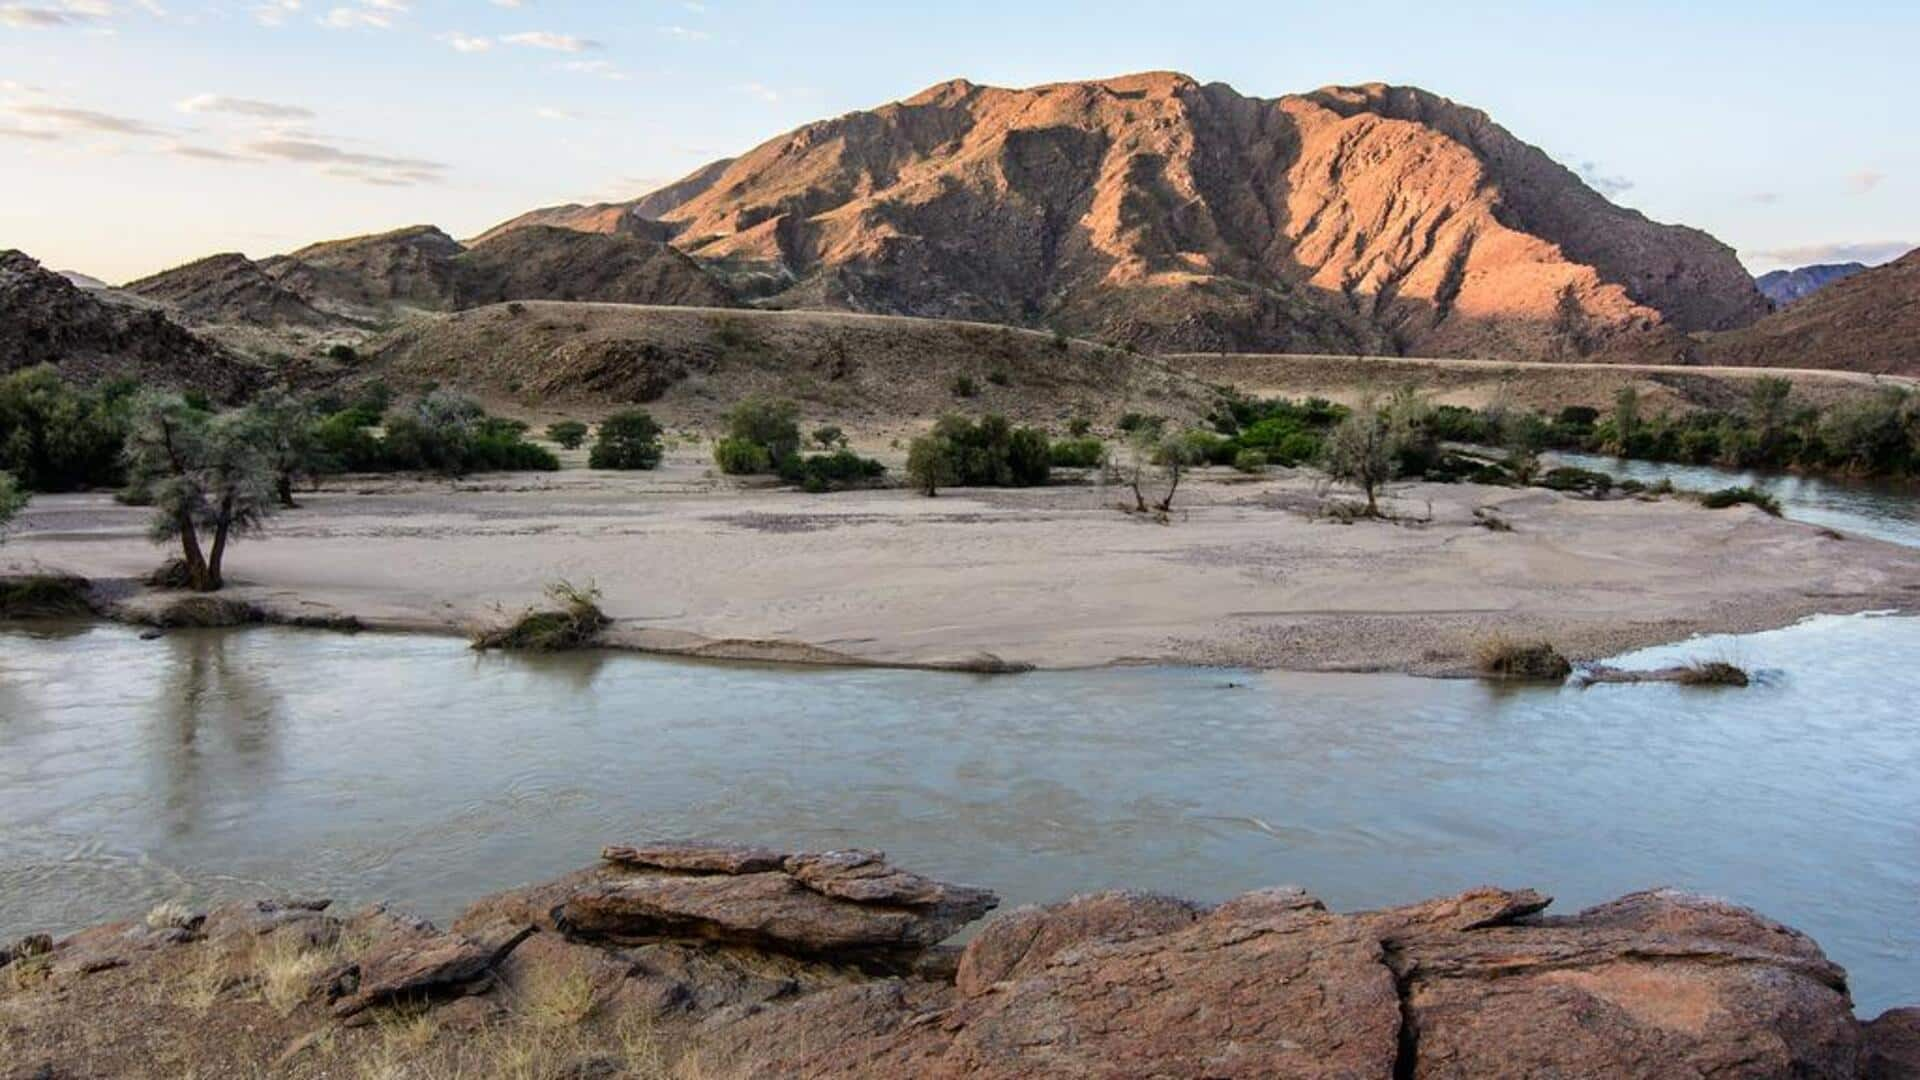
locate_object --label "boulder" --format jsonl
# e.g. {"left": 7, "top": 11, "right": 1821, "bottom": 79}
{"left": 954, "top": 889, "right": 1201, "bottom": 996}
{"left": 602, "top": 842, "right": 786, "bottom": 875}
{"left": 1863, "top": 1008, "right": 1920, "bottom": 1079}
{"left": 329, "top": 921, "right": 533, "bottom": 1018}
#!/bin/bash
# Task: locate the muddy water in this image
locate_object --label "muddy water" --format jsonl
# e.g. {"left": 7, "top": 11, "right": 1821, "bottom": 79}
{"left": 3, "top": 613, "right": 1917, "bottom": 1013}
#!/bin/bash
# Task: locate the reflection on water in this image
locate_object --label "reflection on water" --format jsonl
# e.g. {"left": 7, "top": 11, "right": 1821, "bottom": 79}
{"left": 3, "top": 618, "right": 1917, "bottom": 1013}
{"left": 1549, "top": 450, "right": 1920, "bottom": 549}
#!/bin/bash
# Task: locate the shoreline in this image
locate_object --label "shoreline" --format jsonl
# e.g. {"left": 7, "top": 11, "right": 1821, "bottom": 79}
{"left": 7, "top": 458, "right": 1919, "bottom": 677}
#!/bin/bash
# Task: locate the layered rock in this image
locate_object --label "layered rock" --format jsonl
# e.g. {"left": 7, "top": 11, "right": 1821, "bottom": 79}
{"left": 2, "top": 842, "right": 1913, "bottom": 1079}
{"left": 123, "top": 252, "right": 331, "bottom": 327}
{"left": 1707, "top": 247, "right": 1920, "bottom": 376}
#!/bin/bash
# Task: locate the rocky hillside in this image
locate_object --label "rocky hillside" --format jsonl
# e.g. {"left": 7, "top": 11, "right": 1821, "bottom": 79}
{"left": 1707, "top": 248, "right": 1920, "bottom": 376}
{"left": 488, "top": 73, "right": 1767, "bottom": 361}
{"left": 0, "top": 249, "right": 256, "bottom": 398}
{"left": 1755, "top": 262, "right": 1869, "bottom": 308}
{"left": 2, "top": 841, "right": 1914, "bottom": 1077}
{"left": 369, "top": 301, "right": 1214, "bottom": 427}
{"left": 125, "top": 225, "right": 732, "bottom": 327}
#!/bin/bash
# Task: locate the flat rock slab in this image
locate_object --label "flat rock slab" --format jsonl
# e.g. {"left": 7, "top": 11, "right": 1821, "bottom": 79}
{"left": 331, "top": 922, "right": 533, "bottom": 1017}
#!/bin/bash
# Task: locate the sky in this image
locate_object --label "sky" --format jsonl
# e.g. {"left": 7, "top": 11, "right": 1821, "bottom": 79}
{"left": 3, "top": 0, "right": 1916, "bottom": 283}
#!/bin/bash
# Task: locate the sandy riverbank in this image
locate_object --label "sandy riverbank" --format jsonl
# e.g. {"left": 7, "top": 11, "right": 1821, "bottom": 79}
{"left": 6, "top": 452, "right": 1917, "bottom": 673}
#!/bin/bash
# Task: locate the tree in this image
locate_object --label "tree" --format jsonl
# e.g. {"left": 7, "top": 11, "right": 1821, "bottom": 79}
{"left": 906, "top": 434, "right": 957, "bottom": 496}
{"left": 1323, "top": 397, "right": 1398, "bottom": 515}
{"left": 122, "top": 392, "right": 276, "bottom": 592}
{"left": 547, "top": 420, "right": 589, "bottom": 450}
{"left": 1552, "top": 283, "right": 1591, "bottom": 358}
{"left": 588, "top": 410, "right": 664, "bottom": 470}
{"left": 1745, "top": 376, "right": 1793, "bottom": 456}
{"left": 718, "top": 398, "right": 801, "bottom": 471}
{"left": 241, "top": 390, "right": 324, "bottom": 508}
{"left": 0, "top": 471, "right": 27, "bottom": 537}
{"left": 1125, "top": 429, "right": 1203, "bottom": 516}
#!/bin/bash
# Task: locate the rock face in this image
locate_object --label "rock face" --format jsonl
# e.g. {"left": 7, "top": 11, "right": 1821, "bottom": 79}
{"left": 1756, "top": 262, "right": 1869, "bottom": 308}
{"left": 123, "top": 252, "right": 330, "bottom": 327}
{"left": 1708, "top": 247, "right": 1920, "bottom": 376}
{"left": 1, "top": 843, "right": 1910, "bottom": 1078}
{"left": 486, "top": 72, "right": 1767, "bottom": 360}
{"left": 0, "top": 249, "right": 255, "bottom": 397}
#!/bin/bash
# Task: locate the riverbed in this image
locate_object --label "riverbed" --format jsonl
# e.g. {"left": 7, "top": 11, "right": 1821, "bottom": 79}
{"left": 3, "top": 613, "right": 1916, "bottom": 1013}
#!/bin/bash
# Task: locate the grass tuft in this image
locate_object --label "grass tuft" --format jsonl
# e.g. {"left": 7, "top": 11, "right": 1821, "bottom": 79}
{"left": 0, "top": 574, "right": 94, "bottom": 619}
{"left": 1675, "top": 660, "right": 1751, "bottom": 687}
{"left": 1474, "top": 635, "right": 1573, "bottom": 681}
{"left": 1699, "top": 486, "right": 1782, "bottom": 516}
{"left": 472, "top": 580, "right": 610, "bottom": 652}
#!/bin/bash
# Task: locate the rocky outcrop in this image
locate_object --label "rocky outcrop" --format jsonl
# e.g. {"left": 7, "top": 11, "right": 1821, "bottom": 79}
{"left": 454, "top": 227, "right": 732, "bottom": 309}
{"left": 1756, "top": 262, "right": 1869, "bottom": 308}
{"left": 123, "top": 252, "right": 332, "bottom": 327}
{"left": 1, "top": 843, "right": 1910, "bottom": 1079}
{"left": 0, "top": 249, "right": 257, "bottom": 398}
{"left": 1707, "top": 247, "right": 1920, "bottom": 376}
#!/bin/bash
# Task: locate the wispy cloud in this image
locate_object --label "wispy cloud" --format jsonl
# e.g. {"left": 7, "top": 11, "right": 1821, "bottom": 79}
{"left": 561, "top": 58, "right": 626, "bottom": 80}
{"left": 0, "top": 0, "right": 108, "bottom": 28}
{"left": 1575, "top": 160, "right": 1633, "bottom": 199}
{"left": 241, "top": 135, "right": 445, "bottom": 184}
{"left": 319, "top": 0, "right": 399, "bottom": 29}
{"left": 252, "top": 0, "right": 299, "bottom": 26}
{"left": 9, "top": 103, "right": 164, "bottom": 135}
{"left": 1748, "top": 192, "right": 1781, "bottom": 205}
{"left": 738, "top": 82, "right": 779, "bottom": 104}
{"left": 659, "top": 24, "right": 708, "bottom": 40}
{"left": 533, "top": 106, "right": 579, "bottom": 121}
{"left": 502, "top": 29, "right": 599, "bottom": 51}
{"left": 176, "top": 93, "right": 313, "bottom": 121}
{"left": 1848, "top": 169, "right": 1885, "bottom": 194}
{"left": 1, "top": 123, "right": 62, "bottom": 139}
{"left": 1754, "top": 240, "right": 1913, "bottom": 267}
{"left": 440, "top": 29, "right": 490, "bottom": 51}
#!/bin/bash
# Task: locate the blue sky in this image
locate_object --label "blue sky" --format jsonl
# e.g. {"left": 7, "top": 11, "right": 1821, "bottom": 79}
{"left": 3, "top": 0, "right": 1915, "bottom": 282}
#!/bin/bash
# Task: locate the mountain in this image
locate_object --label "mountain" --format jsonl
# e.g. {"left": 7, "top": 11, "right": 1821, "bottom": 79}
{"left": 0, "top": 249, "right": 256, "bottom": 397}
{"left": 466, "top": 158, "right": 734, "bottom": 246}
{"left": 1754, "top": 263, "right": 1868, "bottom": 308}
{"left": 1707, "top": 248, "right": 1920, "bottom": 376}
{"left": 484, "top": 73, "right": 1767, "bottom": 360}
{"left": 125, "top": 225, "right": 732, "bottom": 327}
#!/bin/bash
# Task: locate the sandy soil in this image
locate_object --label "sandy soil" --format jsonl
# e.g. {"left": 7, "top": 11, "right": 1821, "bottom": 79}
{"left": 6, "top": 451, "right": 1917, "bottom": 674}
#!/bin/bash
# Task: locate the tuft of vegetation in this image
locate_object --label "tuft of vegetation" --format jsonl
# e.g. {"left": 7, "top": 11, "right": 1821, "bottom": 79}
{"left": 811, "top": 424, "right": 846, "bottom": 450}
{"left": 713, "top": 398, "right": 802, "bottom": 475}
{"left": 1066, "top": 416, "right": 1093, "bottom": 438}
{"left": 950, "top": 374, "right": 978, "bottom": 399}
{"left": 324, "top": 343, "right": 359, "bottom": 364}
{"left": 1474, "top": 635, "right": 1573, "bottom": 681}
{"left": 986, "top": 369, "right": 1011, "bottom": 387}
{"left": 1472, "top": 507, "right": 1513, "bottom": 532}
{"left": 587, "top": 410, "right": 664, "bottom": 470}
{"left": 1699, "top": 486, "right": 1782, "bottom": 516}
{"left": 1539, "top": 466, "right": 1614, "bottom": 498}
{"left": 0, "top": 365, "right": 134, "bottom": 492}
{"left": 713, "top": 437, "right": 772, "bottom": 476}
{"left": 1676, "top": 660, "right": 1751, "bottom": 687}
{"left": 1232, "top": 449, "right": 1268, "bottom": 473}
{"left": 546, "top": 420, "right": 589, "bottom": 450}
{"left": 778, "top": 448, "right": 886, "bottom": 493}
{"left": 0, "top": 470, "right": 26, "bottom": 534}
{"left": 1049, "top": 436, "right": 1107, "bottom": 469}
{"left": 1322, "top": 396, "right": 1398, "bottom": 516}
{"left": 0, "top": 573, "right": 94, "bottom": 618}
{"left": 904, "top": 414, "right": 1050, "bottom": 497}
{"left": 142, "top": 595, "right": 265, "bottom": 628}
{"left": 472, "top": 580, "right": 610, "bottom": 652}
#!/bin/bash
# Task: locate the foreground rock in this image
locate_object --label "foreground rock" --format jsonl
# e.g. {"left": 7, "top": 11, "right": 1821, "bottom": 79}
{"left": 0, "top": 842, "right": 1913, "bottom": 1079}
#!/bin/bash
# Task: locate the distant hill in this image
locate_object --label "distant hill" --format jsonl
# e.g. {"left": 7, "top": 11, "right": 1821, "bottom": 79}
{"left": 1707, "top": 248, "right": 1919, "bottom": 376}
{"left": 479, "top": 72, "right": 1767, "bottom": 361}
{"left": 1754, "top": 263, "right": 1868, "bottom": 308}
{"left": 0, "top": 249, "right": 256, "bottom": 397}
{"left": 126, "top": 225, "right": 732, "bottom": 327}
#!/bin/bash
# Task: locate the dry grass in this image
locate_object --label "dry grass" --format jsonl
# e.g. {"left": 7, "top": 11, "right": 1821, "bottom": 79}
{"left": 1675, "top": 660, "right": 1751, "bottom": 687}
{"left": 472, "top": 580, "right": 610, "bottom": 652}
{"left": 1474, "top": 634, "right": 1573, "bottom": 681}
{"left": 253, "top": 936, "right": 337, "bottom": 1016}
{"left": 145, "top": 900, "right": 199, "bottom": 932}
{"left": 516, "top": 963, "right": 598, "bottom": 1030}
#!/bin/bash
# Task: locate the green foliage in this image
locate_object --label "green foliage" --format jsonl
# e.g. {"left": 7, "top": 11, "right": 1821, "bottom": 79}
{"left": 1067, "top": 416, "right": 1092, "bottom": 437}
{"left": 1270, "top": 431, "right": 1323, "bottom": 467}
{"left": 1048, "top": 436, "right": 1107, "bottom": 469}
{"left": 811, "top": 424, "right": 846, "bottom": 449}
{"left": 986, "top": 370, "right": 1011, "bottom": 387}
{"left": 471, "top": 580, "right": 610, "bottom": 652}
{"left": 587, "top": 410, "right": 664, "bottom": 470}
{"left": 325, "top": 343, "right": 359, "bottom": 364}
{"left": 950, "top": 374, "right": 978, "bottom": 398}
{"left": 546, "top": 420, "right": 589, "bottom": 450}
{"left": 1117, "top": 412, "right": 1163, "bottom": 438}
{"left": 1232, "top": 449, "right": 1267, "bottom": 473}
{"left": 908, "top": 414, "right": 1050, "bottom": 494}
{"left": 717, "top": 398, "right": 802, "bottom": 472}
{"left": 779, "top": 449, "right": 886, "bottom": 492}
{"left": 713, "top": 436, "right": 772, "bottom": 476}
{"left": 1539, "top": 466, "right": 1614, "bottom": 497}
{"left": 1700, "top": 486, "right": 1783, "bottom": 515}
{"left": 0, "top": 573, "right": 92, "bottom": 618}
{"left": 0, "top": 471, "right": 25, "bottom": 533}
{"left": 122, "top": 391, "right": 279, "bottom": 592}
{"left": 0, "top": 366, "right": 130, "bottom": 492}
{"left": 1322, "top": 398, "right": 1399, "bottom": 514}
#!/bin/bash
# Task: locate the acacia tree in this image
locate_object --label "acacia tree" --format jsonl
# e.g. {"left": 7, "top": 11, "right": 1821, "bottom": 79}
{"left": 242, "top": 390, "right": 324, "bottom": 508}
{"left": 1125, "top": 429, "right": 1203, "bottom": 517}
{"left": 123, "top": 392, "right": 276, "bottom": 592}
{"left": 1323, "top": 396, "right": 1398, "bottom": 516}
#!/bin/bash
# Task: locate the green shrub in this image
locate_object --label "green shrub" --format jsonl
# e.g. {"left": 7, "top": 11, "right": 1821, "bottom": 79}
{"left": 0, "top": 366, "right": 130, "bottom": 492}
{"left": 1167, "top": 429, "right": 1236, "bottom": 467}
{"left": 950, "top": 375, "right": 978, "bottom": 398}
{"left": 719, "top": 398, "right": 802, "bottom": 470}
{"left": 1049, "top": 437, "right": 1107, "bottom": 469}
{"left": 1270, "top": 431, "right": 1322, "bottom": 466}
{"left": 588, "top": 410, "right": 664, "bottom": 470}
{"left": 325, "top": 343, "right": 359, "bottom": 364}
{"left": 0, "top": 471, "right": 25, "bottom": 532}
{"left": 1233, "top": 449, "right": 1267, "bottom": 473}
{"left": 811, "top": 424, "right": 846, "bottom": 449}
{"left": 987, "top": 370, "right": 1010, "bottom": 387}
{"left": 472, "top": 580, "right": 610, "bottom": 651}
{"left": 1474, "top": 636, "right": 1573, "bottom": 681}
{"left": 1539, "top": 466, "right": 1613, "bottom": 497}
{"left": 713, "top": 437, "right": 771, "bottom": 476}
{"left": 546, "top": 420, "right": 589, "bottom": 450}
{"left": 779, "top": 449, "right": 886, "bottom": 492}
{"left": 1700, "top": 486, "right": 1782, "bottom": 516}
{"left": 1067, "top": 416, "right": 1092, "bottom": 437}
{"left": 0, "top": 574, "right": 93, "bottom": 618}
{"left": 910, "top": 414, "right": 1051, "bottom": 492}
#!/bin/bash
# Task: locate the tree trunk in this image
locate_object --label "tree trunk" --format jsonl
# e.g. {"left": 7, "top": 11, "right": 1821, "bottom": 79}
{"left": 1155, "top": 466, "right": 1182, "bottom": 514}
{"left": 1364, "top": 482, "right": 1379, "bottom": 517}
{"left": 199, "top": 498, "right": 233, "bottom": 592}
{"left": 276, "top": 473, "right": 299, "bottom": 509}
{"left": 176, "top": 509, "right": 210, "bottom": 588}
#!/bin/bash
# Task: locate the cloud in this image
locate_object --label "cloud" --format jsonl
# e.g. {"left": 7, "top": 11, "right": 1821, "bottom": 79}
{"left": 561, "top": 58, "right": 626, "bottom": 80}
{"left": 0, "top": 123, "right": 61, "bottom": 139}
{"left": 737, "top": 82, "right": 779, "bottom": 104}
{"left": 319, "top": 5, "right": 389, "bottom": 28}
{"left": 252, "top": 0, "right": 298, "bottom": 26}
{"left": 489, "top": 0, "right": 519, "bottom": 5}
{"left": 9, "top": 103, "right": 164, "bottom": 135}
{"left": 0, "top": 2, "right": 104, "bottom": 27}
{"left": 440, "top": 30, "right": 490, "bottom": 51}
{"left": 1753, "top": 240, "right": 1914, "bottom": 267}
{"left": 1848, "top": 169, "right": 1885, "bottom": 194}
{"left": 533, "top": 106, "right": 579, "bottom": 121}
{"left": 241, "top": 135, "right": 446, "bottom": 185}
{"left": 169, "top": 143, "right": 250, "bottom": 161}
{"left": 659, "top": 24, "right": 708, "bottom": 40}
{"left": 502, "top": 29, "right": 598, "bottom": 51}
{"left": 1748, "top": 192, "right": 1781, "bottom": 205}
{"left": 1575, "top": 160, "right": 1633, "bottom": 199}
{"left": 176, "top": 93, "right": 313, "bottom": 121}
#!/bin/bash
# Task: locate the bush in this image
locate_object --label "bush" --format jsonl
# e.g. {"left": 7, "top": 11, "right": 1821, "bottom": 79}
{"left": 719, "top": 399, "right": 802, "bottom": 471}
{"left": 547, "top": 420, "right": 589, "bottom": 450}
{"left": 1067, "top": 417, "right": 1092, "bottom": 437}
{"left": 950, "top": 375, "right": 978, "bottom": 398}
{"left": 1270, "top": 431, "right": 1323, "bottom": 467}
{"left": 1049, "top": 437, "right": 1107, "bottom": 469}
{"left": 779, "top": 449, "right": 886, "bottom": 493}
{"left": 588, "top": 410, "right": 664, "bottom": 470}
{"left": 1676, "top": 660, "right": 1751, "bottom": 687}
{"left": 1539, "top": 466, "right": 1613, "bottom": 497}
{"left": 986, "top": 370, "right": 1010, "bottom": 387}
{"left": 811, "top": 424, "right": 846, "bottom": 449}
{"left": 1700, "top": 486, "right": 1782, "bottom": 516}
{"left": 1166, "top": 429, "right": 1236, "bottom": 467}
{"left": 325, "top": 343, "right": 359, "bottom": 364}
{"left": 472, "top": 580, "right": 610, "bottom": 652}
{"left": 909, "top": 414, "right": 1051, "bottom": 493}
{"left": 0, "top": 574, "right": 94, "bottom": 618}
{"left": 1474, "top": 636, "right": 1573, "bottom": 681}
{"left": 1232, "top": 449, "right": 1267, "bottom": 473}
{"left": 713, "top": 436, "right": 772, "bottom": 476}
{"left": 0, "top": 366, "right": 130, "bottom": 492}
